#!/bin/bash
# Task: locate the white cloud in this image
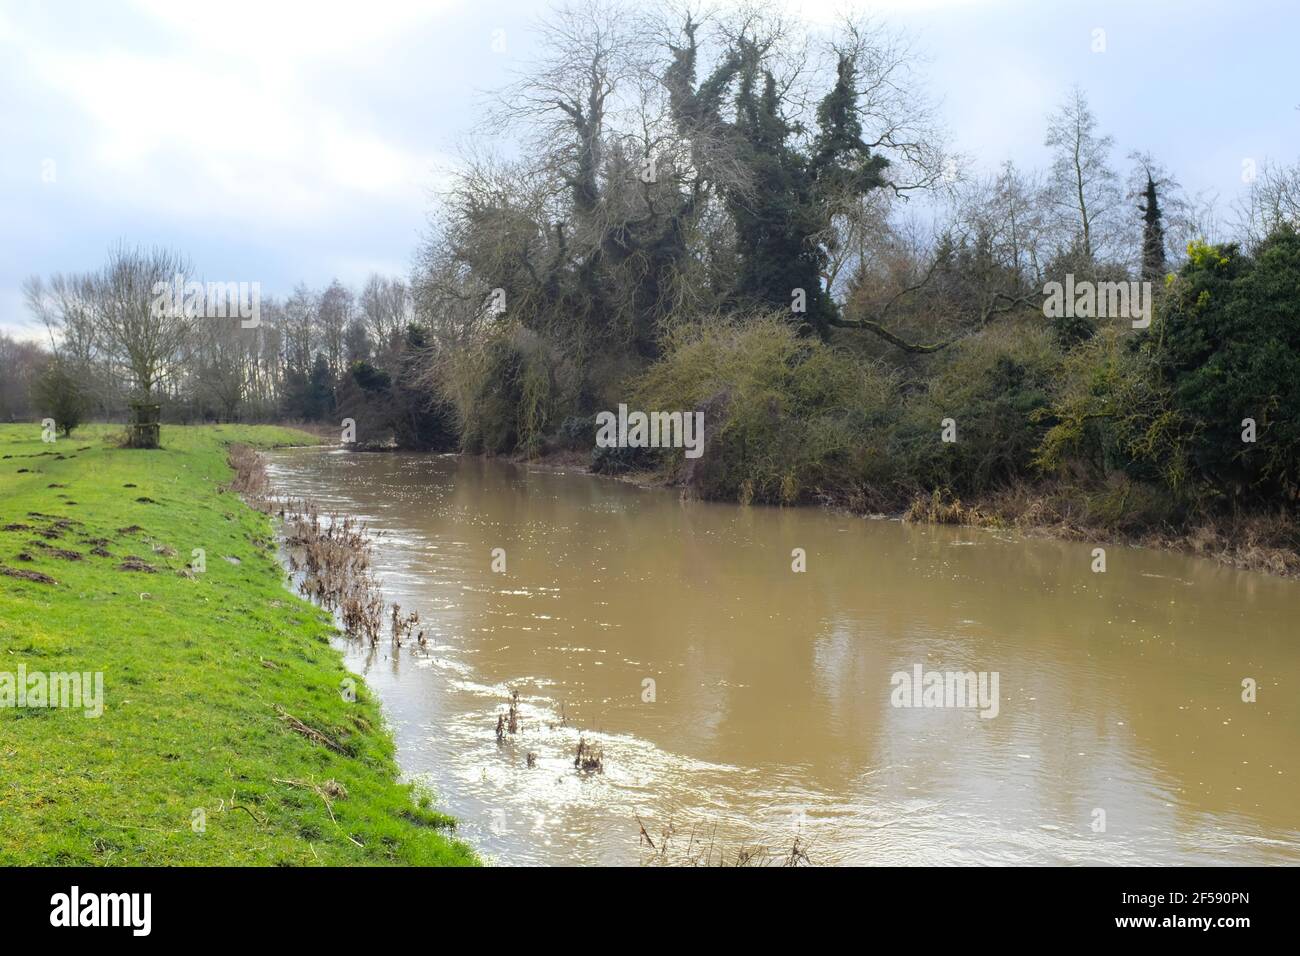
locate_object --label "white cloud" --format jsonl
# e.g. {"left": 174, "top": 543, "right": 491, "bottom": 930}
{"left": 6, "top": 1, "right": 459, "bottom": 229}
{"left": 131, "top": 0, "right": 453, "bottom": 66}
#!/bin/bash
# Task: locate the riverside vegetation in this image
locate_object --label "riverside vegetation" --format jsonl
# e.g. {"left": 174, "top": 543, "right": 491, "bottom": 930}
{"left": 18, "top": 3, "right": 1300, "bottom": 577}
{"left": 0, "top": 423, "right": 476, "bottom": 865}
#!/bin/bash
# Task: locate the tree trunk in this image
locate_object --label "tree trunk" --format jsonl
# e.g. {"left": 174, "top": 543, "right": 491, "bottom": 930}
{"left": 127, "top": 401, "right": 161, "bottom": 448}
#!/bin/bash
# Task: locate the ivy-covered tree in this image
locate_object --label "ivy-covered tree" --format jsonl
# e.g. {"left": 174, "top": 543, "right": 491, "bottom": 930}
{"left": 1138, "top": 172, "right": 1167, "bottom": 283}
{"left": 726, "top": 40, "right": 828, "bottom": 331}
{"left": 675, "top": 34, "right": 893, "bottom": 338}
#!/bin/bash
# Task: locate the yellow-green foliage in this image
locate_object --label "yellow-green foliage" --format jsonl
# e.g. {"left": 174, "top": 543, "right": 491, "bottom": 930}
{"left": 635, "top": 313, "right": 899, "bottom": 504}
{"left": 1036, "top": 324, "right": 1194, "bottom": 502}
{"left": 440, "top": 322, "right": 577, "bottom": 456}
{"left": 1186, "top": 238, "right": 1231, "bottom": 270}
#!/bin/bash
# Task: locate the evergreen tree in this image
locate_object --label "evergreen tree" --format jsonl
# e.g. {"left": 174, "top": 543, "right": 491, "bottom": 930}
{"left": 1138, "top": 172, "right": 1167, "bottom": 283}
{"left": 34, "top": 359, "right": 90, "bottom": 437}
{"left": 712, "top": 45, "right": 891, "bottom": 337}
{"left": 727, "top": 44, "right": 825, "bottom": 331}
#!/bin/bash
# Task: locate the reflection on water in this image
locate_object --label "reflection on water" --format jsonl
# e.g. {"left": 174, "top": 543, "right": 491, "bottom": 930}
{"left": 265, "top": 447, "right": 1300, "bottom": 865}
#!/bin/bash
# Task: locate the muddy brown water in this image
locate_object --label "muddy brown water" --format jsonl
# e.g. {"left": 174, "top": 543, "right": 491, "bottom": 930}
{"left": 264, "top": 447, "right": 1300, "bottom": 865}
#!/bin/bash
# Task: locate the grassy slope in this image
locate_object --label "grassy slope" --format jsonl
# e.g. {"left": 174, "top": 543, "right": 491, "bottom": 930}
{"left": 0, "top": 423, "right": 477, "bottom": 866}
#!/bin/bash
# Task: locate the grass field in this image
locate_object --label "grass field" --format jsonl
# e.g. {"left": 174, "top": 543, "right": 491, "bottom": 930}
{"left": 0, "top": 422, "right": 477, "bottom": 865}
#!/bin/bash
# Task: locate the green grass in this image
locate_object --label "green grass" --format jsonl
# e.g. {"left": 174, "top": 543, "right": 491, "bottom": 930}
{"left": 0, "top": 423, "right": 477, "bottom": 866}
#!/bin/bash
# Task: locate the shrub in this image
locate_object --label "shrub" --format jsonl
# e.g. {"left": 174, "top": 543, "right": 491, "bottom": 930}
{"left": 898, "top": 320, "right": 1060, "bottom": 496}
{"left": 634, "top": 313, "right": 900, "bottom": 505}
{"left": 556, "top": 414, "right": 595, "bottom": 450}
{"left": 1159, "top": 227, "right": 1300, "bottom": 502}
{"left": 335, "top": 329, "right": 457, "bottom": 450}
{"left": 33, "top": 360, "right": 91, "bottom": 437}
{"left": 443, "top": 323, "right": 578, "bottom": 456}
{"left": 1036, "top": 324, "right": 1196, "bottom": 503}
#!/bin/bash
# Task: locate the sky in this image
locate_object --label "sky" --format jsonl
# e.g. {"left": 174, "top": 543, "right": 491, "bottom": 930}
{"left": 2, "top": 0, "right": 1297, "bottom": 339}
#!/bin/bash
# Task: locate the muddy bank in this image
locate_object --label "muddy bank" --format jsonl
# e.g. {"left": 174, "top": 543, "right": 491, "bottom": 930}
{"left": 504, "top": 446, "right": 1300, "bottom": 579}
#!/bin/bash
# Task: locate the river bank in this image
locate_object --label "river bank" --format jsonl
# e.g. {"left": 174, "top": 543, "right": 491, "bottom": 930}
{"left": 508, "top": 446, "right": 1300, "bottom": 580}
{"left": 0, "top": 423, "right": 476, "bottom": 866}
{"left": 900, "top": 483, "right": 1300, "bottom": 579}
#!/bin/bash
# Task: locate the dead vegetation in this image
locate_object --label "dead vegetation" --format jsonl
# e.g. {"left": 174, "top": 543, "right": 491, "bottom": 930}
{"left": 903, "top": 489, "right": 992, "bottom": 526}
{"left": 227, "top": 444, "right": 436, "bottom": 648}
{"left": 490, "top": 692, "right": 608, "bottom": 777}
{"left": 282, "top": 501, "right": 387, "bottom": 643}
{"left": 494, "top": 690, "right": 521, "bottom": 741}
{"left": 389, "top": 603, "right": 420, "bottom": 646}
{"left": 225, "top": 443, "right": 270, "bottom": 501}
{"left": 1151, "top": 512, "right": 1300, "bottom": 577}
{"left": 906, "top": 482, "right": 1300, "bottom": 578}
{"left": 574, "top": 736, "right": 603, "bottom": 774}
{"left": 636, "top": 816, "right": 813, "bottom": 867}
{"left": 275, "top": 705, "right": 352, "bottom": 756}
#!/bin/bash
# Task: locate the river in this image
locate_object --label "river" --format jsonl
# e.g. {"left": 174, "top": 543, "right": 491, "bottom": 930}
{"left": 264, "top": 447, "right": 1300, "bottom": 866}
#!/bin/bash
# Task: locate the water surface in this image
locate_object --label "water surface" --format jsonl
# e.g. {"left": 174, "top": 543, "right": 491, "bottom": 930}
{"left": 265, "top": 447, "right": 1300, "bottom": 865}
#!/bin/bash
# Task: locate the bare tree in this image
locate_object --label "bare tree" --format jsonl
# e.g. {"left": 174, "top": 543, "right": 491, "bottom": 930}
{"left": 494, "top": 0, "right": 646, "bottom": 227}
{"left": 317, "top": 279, "right": 353, "bottom": 375}
{"left": 958, "top": 161, "right": 1048, "bottom": 291}
{"left": 282, "top": 283, "right": 317, "bottom": 372}
{"left": 829, "top": 14, "right": 950, "bottom": 197}
{"left": 93, "top": 244, "right": 194, "bottom": 400}
{"left": 191, "top": 312, "right": 252, "bottom": 421}
{"left": 359, "top": 274, "right": 411, "bottom": 353}
{"left": 84, "top": 244, "right": 195, "bottom": 444}
{"left": 25, "top": 273, "right": 102, "bottom": 371}
{"left": 0, "top": 333, "right": 48, "bottom": 421}
{"left": 1044, "top": 86, "right": 1120, "bottom": 262}
{"left": 1169, "top": 187, "right": 1226, "bottom": 254}
{"left": 1238, "top": 158, "right": 1300, "bottom": 246}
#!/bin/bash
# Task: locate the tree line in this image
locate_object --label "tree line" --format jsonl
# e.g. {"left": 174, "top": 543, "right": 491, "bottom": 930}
{"left": 12, "top": 249, "right": 414, "bottom": 435}
{"left": 16, "top": 1, "right": 1300, "bottom": 545}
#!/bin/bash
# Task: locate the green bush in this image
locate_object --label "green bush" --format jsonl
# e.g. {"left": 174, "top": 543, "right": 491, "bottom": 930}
{"left": 33, "top": 360, "right": 91, "bottom": 437}
{"left": 1036, "top": 324, "right": 1195, "bottom": 501}
{"left": 1159, "top": 228, "right": 1300, "bottom": 502}
{"left": 898, "top": 320, "right": 1060, "bottom": 495}
{"left": 634, "top": 313, "right": 900, "bottom": 505}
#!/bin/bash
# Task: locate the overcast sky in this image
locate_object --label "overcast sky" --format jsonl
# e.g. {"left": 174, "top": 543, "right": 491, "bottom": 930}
{"left": 2, "top": 0, "right": 1297, "bottom": 338}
